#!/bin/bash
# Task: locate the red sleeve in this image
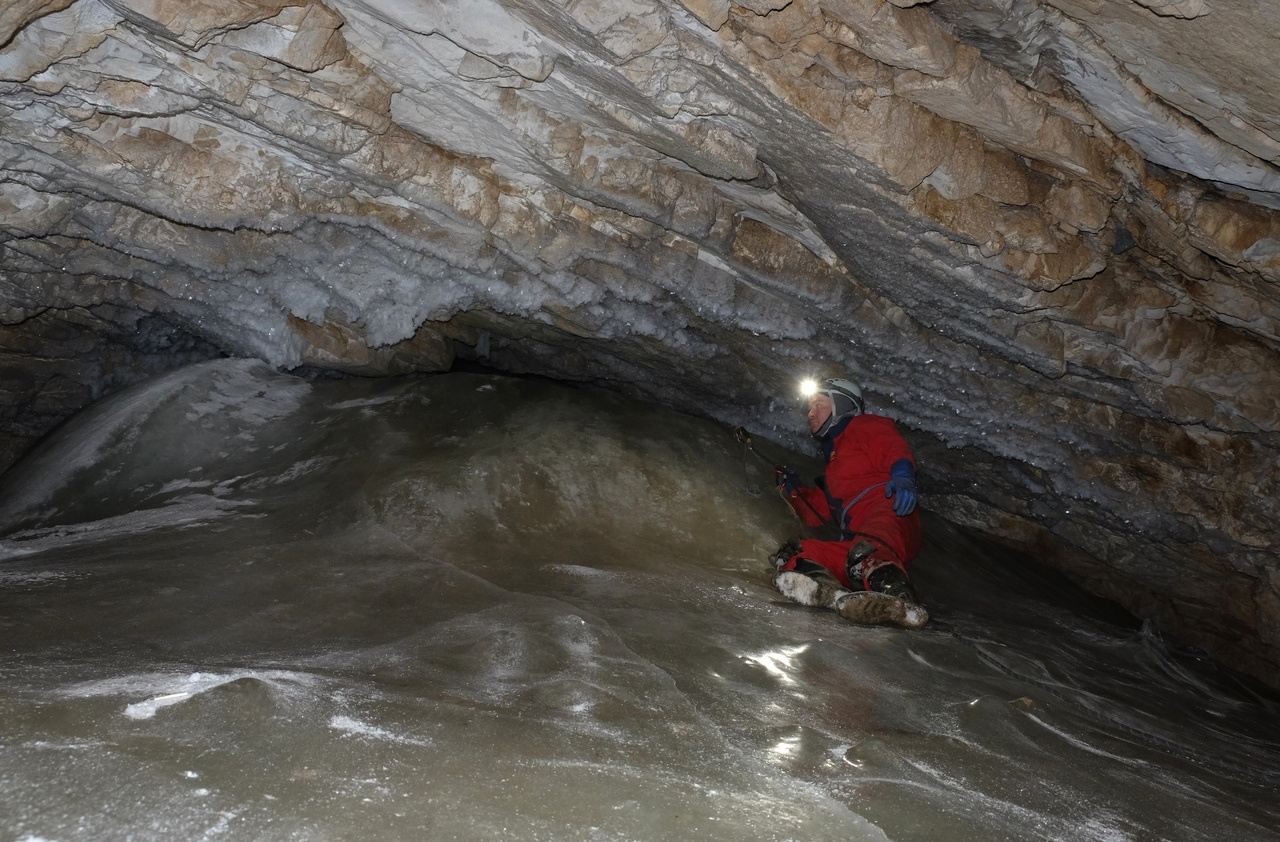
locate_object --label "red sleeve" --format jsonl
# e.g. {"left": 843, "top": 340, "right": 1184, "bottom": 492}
{"left": 790, "top": 485, "right": 831, "bottom": 527}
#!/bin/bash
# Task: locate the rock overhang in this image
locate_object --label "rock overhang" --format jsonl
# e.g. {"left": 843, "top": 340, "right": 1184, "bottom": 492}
{"left": 0, "top": 0, "right": 1277, "bottom": 684}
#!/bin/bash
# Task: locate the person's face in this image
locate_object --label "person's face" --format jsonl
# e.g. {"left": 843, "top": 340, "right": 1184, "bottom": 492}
{"left": 807, "top": 393, "right": 832, "bottom": 434}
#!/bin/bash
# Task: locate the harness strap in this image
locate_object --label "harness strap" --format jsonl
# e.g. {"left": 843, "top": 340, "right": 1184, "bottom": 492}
{"left": 836, "top": 482, "right": 887, "bottom": 538}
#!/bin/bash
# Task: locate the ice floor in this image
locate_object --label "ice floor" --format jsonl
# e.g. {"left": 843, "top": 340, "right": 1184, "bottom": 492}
{"left": 1, "top": 359, "right": 1278, "bottom": 841}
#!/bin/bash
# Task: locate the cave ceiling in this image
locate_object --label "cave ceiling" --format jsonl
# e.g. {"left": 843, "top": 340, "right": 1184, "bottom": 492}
{"left": 0, "top": 0, "right": 1278, "bottom": 685}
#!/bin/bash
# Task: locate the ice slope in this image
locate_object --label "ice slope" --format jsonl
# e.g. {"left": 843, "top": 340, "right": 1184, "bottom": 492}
{"left": 0, "top": 358, "right": 1277, "bottom": 841}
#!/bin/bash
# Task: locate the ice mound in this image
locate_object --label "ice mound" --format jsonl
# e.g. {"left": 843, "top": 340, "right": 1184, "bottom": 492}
{"left": 1, "top": 360, "right": 1278, "bottom": 841}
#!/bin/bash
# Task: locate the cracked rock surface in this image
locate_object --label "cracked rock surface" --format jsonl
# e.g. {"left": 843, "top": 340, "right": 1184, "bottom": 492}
{"left": 1, "top": 0, "right": 1278, "bottom": 684}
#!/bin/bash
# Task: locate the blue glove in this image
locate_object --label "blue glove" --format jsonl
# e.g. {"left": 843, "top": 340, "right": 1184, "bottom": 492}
{"left": 775, "top": 466, "right": 802, "bottom": 496}
{"left": 885, "top": 459, "right": 917, "bottom": 516}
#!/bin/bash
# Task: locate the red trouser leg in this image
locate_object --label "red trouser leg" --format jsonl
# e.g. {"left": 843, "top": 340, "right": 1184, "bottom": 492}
{"left": 778, "top": 539, "right": 858, "bottom": 587}
{"left": 848, "top": 505, "right": 922, "bottom": 569}
{"left": 778, "top": 511, "right": 922, "bottom": 589}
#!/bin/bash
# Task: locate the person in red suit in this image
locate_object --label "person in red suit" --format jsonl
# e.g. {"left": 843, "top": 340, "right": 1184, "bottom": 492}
{"left": 771, "top": 377, "right": 928, "bottom": 628}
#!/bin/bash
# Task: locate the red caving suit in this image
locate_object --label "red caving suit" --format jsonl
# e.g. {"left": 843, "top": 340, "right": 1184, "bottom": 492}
{"left": 779, "top": 414, "right": 923, "bottom": 589}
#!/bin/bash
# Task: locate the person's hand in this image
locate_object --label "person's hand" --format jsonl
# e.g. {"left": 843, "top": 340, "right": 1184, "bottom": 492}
{"left": 775, "top": 466, "right": 801, "bottom": 497}
{"left": 886, "top": 460, "right": 917, "bottom": 516}
{"left": 885, "top": 475, "right": 917, "bottom": 515}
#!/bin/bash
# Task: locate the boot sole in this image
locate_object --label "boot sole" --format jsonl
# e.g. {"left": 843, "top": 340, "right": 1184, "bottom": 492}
{"left": 837, "top": 592, "right": 929, "bottom": 629}
{"left": 773, "top": 571, "right": 850, "bottom": 610}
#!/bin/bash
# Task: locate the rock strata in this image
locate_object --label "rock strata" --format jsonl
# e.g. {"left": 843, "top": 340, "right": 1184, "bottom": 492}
{"left": 0, "top": 0, "right": 1278, "bottom": 684}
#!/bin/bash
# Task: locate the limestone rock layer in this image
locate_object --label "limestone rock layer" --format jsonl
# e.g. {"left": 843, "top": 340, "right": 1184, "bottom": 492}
{"left": 0, "top": 0, "right": 1278, "bottom": 683}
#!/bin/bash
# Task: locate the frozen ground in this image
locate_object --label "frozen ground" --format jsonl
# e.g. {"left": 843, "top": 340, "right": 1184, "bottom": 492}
{"left": 0, "top": 359, "right": 1277, "bottom": 841}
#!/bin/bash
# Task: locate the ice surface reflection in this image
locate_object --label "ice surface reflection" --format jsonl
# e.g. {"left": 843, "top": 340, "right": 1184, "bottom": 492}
{"left": 0, "top": 359, "right": 1277, "bottom": 841}
{"left": 742, "top": 643, "right": 811, "bottom": 687}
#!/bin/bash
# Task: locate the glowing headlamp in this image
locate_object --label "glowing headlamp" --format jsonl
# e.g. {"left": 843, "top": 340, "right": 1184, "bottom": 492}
{"left": 799, "top": 378, "right": 820, "bottom": 398}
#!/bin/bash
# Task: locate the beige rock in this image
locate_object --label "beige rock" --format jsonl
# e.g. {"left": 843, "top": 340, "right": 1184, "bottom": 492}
{"left": 821, "top": 0, "right": 955, "bottom": 77}
{"left": 863, "top": 95, "right": 955, "bottom": 190}
{"left": 675, "top": 0, "right": 729, "bottom": 30}
{"left": 896, "top": 45, "right": 1113, "bottom": 189}
{"left": 0, "top": 0, "right": 74, "bottom": 47}
{"left": 289, "top": 314, "right": 454, "bottom": 375}
{"left": 0, "top": 1, "right": 112, "bottom": 83}
{"left": 728, "top": 218, "right": 847, "bottom": 303}
{"left": 1187, "top": 197, "right": 1278, "bottom": 267}
{"left": 1131, "top": 0, "right": 1212, "bottom": 19}
{"left": 979, "top": 147, "right": 1031, "bottom": 206}
{"left": 731, "top": 0, "right": 822, "bottom": 46}
{"left": 220, "top": 3, "right": 347, "bottom": 72}
{"left": 1001, "top": 235, "right": 1105, "bottom": 290}
{"left": 736, "top": 0, "right": 795, "bottom": 13}
{"left": 674, "top": 119, "right": 762, "bottom": 182}
{"left": 912, "top": 186, "right": 1064, "bottom": 257}
{"left": 563, "top": 0, "right": 670, "bottom": 61}
{"left": 1045, "top": 180, "right": 1112, "bottom": 234}
{"left": 112, "top": 0, "right": 291, "bottom": 49}
{"left": 922, "top": 126, "right": 985, "bottom": 200}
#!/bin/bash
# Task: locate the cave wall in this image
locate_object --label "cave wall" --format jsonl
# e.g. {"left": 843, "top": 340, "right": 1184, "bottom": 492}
{"left": 1, "top": 0, "right": 1278, "bottom": 683}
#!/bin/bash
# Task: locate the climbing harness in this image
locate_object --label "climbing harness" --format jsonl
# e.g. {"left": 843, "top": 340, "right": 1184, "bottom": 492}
{"left": 822, "top": 480, "right": 887, "bottom": 539}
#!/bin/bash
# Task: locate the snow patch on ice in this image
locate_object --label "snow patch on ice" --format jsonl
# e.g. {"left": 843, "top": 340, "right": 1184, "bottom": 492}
{"left": 543, "top": 563, "right": 616, "bottom": 579}
{"left": 185, "top": 362, "right": 310, "bottom": 426}
{"left": 0, "top": 569, "right": 81, "bottom": 585}
{"left": 0, "top": 366, "right": 203, "bottom": 522}
{"left": 1021, "top": 712, "right": 1144, "bottom": 764}
{"left": 329, "top": 395, "right": 401, "bottom": 410}
{"left": 0, "top": 495, "right": 253, "bottom": 560}
{"left": 242, "top": 456, "right": 336, "bottom": 489}
{"left": 329, "top": 715, "right": 432, "bottom": 746}
{"left": 64, "top": 669, "right": 319, "bottom": 719}
{"left": 1075, "top": 816, "right": 1136, "bottom": 842}
{"left": 153, "top": 478, "right": 215, "bottom": 495}
{"left": 906, "top": 648, "right": 934, "bottom": 668}
{"left": 0, "top": 360, "right": 308, "bottom": 527}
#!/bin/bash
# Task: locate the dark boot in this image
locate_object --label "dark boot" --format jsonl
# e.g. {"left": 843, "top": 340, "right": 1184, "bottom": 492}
{"left": 837, "top": 592, "right": 929, "bottom": 629}
{"left": 770, "top": 537, "right": 802, "bottom": 571}
{"left": 844, "top": 540, "right": 876, "bottom": 582}
{"left": 866, "top": 564, "right": 920, "bottom": 604}
{"left": 836, "top": 564, "right": 928, "bottom": 629}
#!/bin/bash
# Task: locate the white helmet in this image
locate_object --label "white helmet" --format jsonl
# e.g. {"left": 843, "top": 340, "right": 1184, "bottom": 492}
{"left": 806, "top": 377, "right": 864, "bottom": 437}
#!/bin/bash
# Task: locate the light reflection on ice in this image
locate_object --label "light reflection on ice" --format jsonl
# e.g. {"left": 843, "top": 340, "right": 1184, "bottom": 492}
{"left": 770, "top": 732, "right": 801, "bottom": 757}
{"left": 741, "top": 643, "right": 810, "bottom": 686}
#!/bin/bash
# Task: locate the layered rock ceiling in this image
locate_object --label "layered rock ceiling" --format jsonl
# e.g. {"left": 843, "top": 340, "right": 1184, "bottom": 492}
{"left": 1, "top": 0, "right": 1278, "bottom": 682}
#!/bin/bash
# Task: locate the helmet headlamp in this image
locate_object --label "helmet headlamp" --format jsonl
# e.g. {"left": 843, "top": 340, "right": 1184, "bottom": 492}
{"left": 800, "top": 376, "right": 865, "bottom": 438}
